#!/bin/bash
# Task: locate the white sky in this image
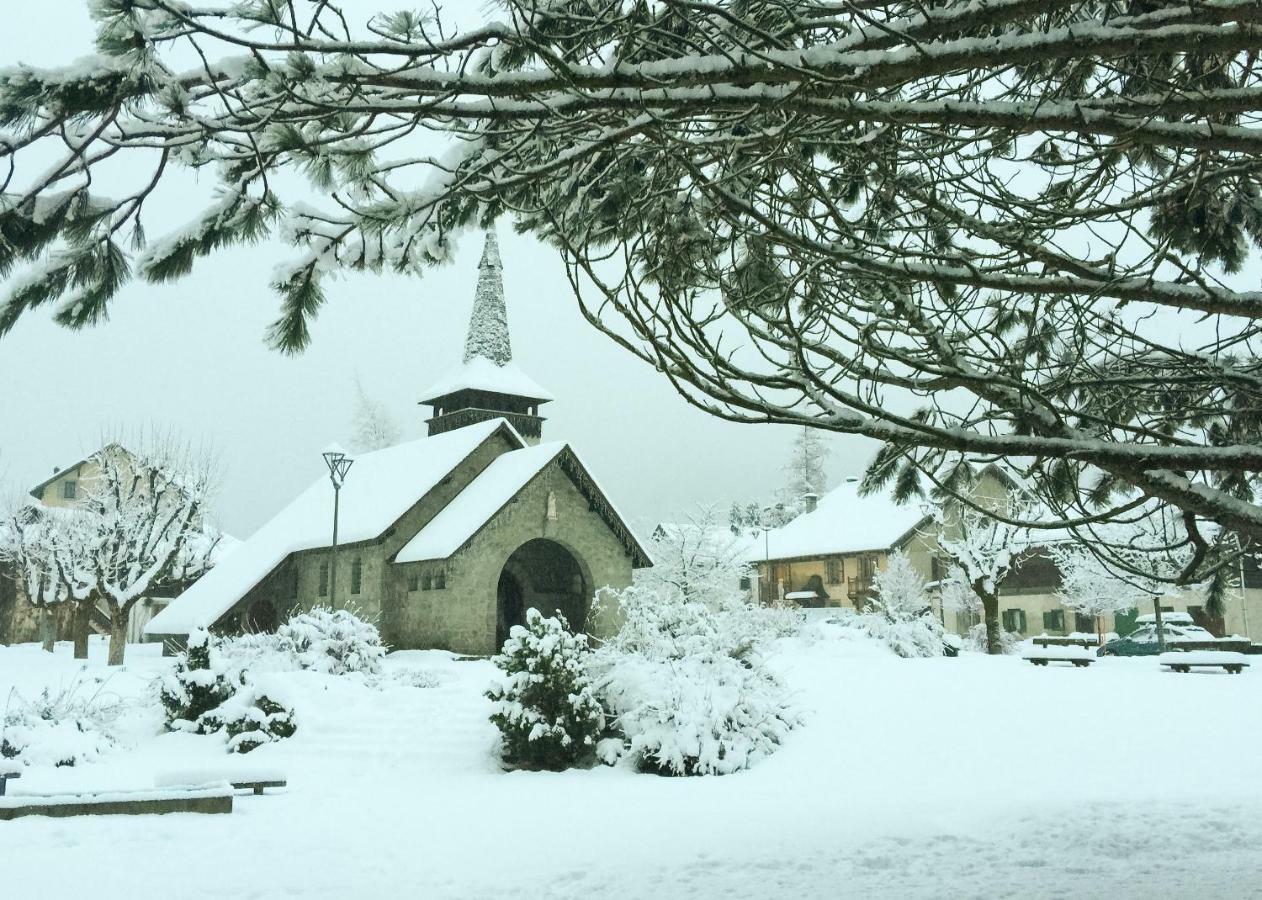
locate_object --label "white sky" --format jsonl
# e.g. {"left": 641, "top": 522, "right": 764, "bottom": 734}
{"left": 0, "top": 1, "right": 876, "bottom": 538}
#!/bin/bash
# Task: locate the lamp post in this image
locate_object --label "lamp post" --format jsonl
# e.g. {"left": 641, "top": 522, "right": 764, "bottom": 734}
{"left": 323, "top": 448, "right": 354, "bottom": 606}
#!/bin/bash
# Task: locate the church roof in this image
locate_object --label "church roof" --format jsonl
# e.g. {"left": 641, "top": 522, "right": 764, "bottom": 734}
{"left": 419, "top": 230, "right": 553, "bottom": 404}
{"left": 145, "top": 419, "right": 522, "bottom": 636}
{"left": 419, "top": 356, "right": 554, "bottom": 404}
{"left": 395, "top": 441, "right": 566, "bottom": 563}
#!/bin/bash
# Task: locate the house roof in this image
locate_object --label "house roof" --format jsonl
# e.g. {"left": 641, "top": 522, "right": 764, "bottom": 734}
{"left": 26, "top": 442, "right": 130, "bottom": 499}
{"left": 145, "top": 419, "right": 521, "bottom": 635}
{"left": 419, "top": 356, "right": 554, "bottom": 404}
{"left": 755, "top": 478, "right": 928, "bottom": 562}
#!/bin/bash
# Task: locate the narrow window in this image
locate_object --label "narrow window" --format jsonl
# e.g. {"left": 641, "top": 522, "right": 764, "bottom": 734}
{"left": 422, "top": 573, "right": 432, "bottom": 591}
{"left": 318, "top": 562, "right": 329, "bottom": 597}
{"left": 826, "top": 558, "right": 843, "bottom": 584}
{"left": 62, "top": 480, "right": 77, "bottom": 500}
{"left": 407, "top": 572, "right": 419, "bottom": 592}
{"left": 350, "top": 557, "right": 363, "bottom": 595}
{"left": 434, "top": 572, "right": 446, "bottom": 590}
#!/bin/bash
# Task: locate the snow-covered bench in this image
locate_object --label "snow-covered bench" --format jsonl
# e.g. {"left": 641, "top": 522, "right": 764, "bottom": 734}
{"left": 1158, "top": 651, "right": 1250, "bottom": 675}
{"left": 0, "top": 769, "right": 20, "bottom": 797}
{"left": 0, "top": 785, "right": 233, "bottom": 820}
{"left": 1022, "top": 645, "right": 1096, "bottom": 668}
{"left": 156, "top": 767, "right": 287, "bottom": 796}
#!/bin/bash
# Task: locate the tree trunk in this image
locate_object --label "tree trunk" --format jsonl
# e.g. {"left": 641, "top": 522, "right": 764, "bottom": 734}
{"left": 40, "top": 606, "right": 54, "bottom": 653}
{"left": 981, "top": 591, "right": 1002, "bottom": 655}
{"left": 1153, "top": 599, "right": 1166, "bottom": 652}
{"left": 72, "top": 603, "right": 91, "bottom": 660}
{"left": 106, "top": 609, "right": 128, "bottom": 666}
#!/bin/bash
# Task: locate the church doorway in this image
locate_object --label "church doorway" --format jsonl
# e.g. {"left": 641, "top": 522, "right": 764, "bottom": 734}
{"left": 495, "top": 539, "right": 589, "bottom": 649}
{"left": 244, "top": 598, "right": 278, "bottom": 633}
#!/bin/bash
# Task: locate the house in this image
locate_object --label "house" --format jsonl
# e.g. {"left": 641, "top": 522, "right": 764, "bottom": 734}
{"left": 0, "top": 444, "right": 237, "bottom": 645}
{"left": 145, "top": 231, "right": 651, "bottom": 655}
{"left": 752, "top": 470, "right": 1262, "bottom": 642}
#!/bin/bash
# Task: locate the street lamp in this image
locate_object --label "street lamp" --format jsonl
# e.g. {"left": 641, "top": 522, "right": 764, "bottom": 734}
{"left": 322, "top": 447, "right": 354, "bottom": 606}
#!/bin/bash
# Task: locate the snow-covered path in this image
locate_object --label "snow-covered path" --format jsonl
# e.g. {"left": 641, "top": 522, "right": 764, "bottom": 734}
{"left": 2, "top": 632, "right": 1260, "bottom": 898}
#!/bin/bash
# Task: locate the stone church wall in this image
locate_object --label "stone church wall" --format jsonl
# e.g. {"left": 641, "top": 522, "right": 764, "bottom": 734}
{"left": 385, "top": 456, "right": 635, "bottom": 655}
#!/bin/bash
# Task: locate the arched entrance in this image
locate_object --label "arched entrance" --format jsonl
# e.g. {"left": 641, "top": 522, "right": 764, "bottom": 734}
{"left": 496, "top": 539, "right": 589, "bottom": 649}
{"left": 244, "top": 599, "right": 279, "bottom": 634}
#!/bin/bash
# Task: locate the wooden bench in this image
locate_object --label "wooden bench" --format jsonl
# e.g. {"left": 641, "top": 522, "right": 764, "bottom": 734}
{"left": 1022, "top": 646, "right": 1096, "bottom": 668}
{"left": 0, "top": 770, "right": 21, "bottom": 797}
{"left": 155, "top": 768, "right": 287, "bottom": 796}
{"left": 0, "top": 785, "right": 233, "bottom": 820}
{"left": 1159, "top": 651, "right": 1250, "bottom": 675}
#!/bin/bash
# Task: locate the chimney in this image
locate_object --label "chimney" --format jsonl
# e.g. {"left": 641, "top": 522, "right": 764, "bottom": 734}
{"left": 802, "top": 492, "right": 818, "bottom": 513}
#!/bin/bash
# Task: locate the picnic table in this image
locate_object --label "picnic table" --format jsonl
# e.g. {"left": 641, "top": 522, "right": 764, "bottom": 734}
{"left": 0, "top": 769, "right": 20, "bottom": 797}
{"left": 155, "top": 767, "right": 287, "bottom": 795}
{"left": 1022, "top": 645, "right": 1097, "bottom": 668}
{"left": 1158, "top": 651, "right": 1250, "bottom": 675}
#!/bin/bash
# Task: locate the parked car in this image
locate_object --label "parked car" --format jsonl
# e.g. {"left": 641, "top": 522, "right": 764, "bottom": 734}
{"left": 1101, "top": 620, "right": 1218, "bottom": 657}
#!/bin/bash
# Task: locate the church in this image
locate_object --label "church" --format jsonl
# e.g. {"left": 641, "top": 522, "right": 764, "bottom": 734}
{"left": 145, "top": 233, "right": 651, "bottom": 654}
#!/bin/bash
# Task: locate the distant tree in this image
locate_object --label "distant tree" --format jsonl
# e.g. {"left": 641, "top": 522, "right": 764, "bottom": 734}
{"left": 934, "top": 503, "right": 1029, "bottom": 655}
{"left": 781, "top": 427, "right": 830, "bottom": 510}
{"left": 864, "top": 551, "right": 945, "bottom": 658}
{"left": 1049, "top": 544, "right": 1151, "bottom": 646}
{"left": 1, "top": 504, "right": 96, "bottom": 658}
{"left": 349, "top": 378, "right": 401, "bottom": 453}
{"left": 641, "top": 506, "right": 753, "bottom": 604}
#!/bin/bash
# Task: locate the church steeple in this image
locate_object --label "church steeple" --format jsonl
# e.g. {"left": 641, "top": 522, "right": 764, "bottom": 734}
{"left": 419, "top": 229, "right": 553, "bottom": 444}
{"left": 463, "top": 231, "right": 512, "bottom": 366}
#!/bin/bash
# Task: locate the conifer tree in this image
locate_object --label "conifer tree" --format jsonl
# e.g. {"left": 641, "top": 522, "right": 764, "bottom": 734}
{"left": 486, "top": 610, "right": 603, "bottom": 771}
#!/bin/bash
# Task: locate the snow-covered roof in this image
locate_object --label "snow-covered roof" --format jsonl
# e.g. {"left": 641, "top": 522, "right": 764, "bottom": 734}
{"left": 755, "top": 478, "right": 928, "bottom": 562}
{"left": 419, "top": 356, "right": 554, "bottom": 403}
{"left": 145, "top": 419, "right": 520, "bottom": 635}
{"left": 395, "top": 442, "right": 565, "bottom": 563}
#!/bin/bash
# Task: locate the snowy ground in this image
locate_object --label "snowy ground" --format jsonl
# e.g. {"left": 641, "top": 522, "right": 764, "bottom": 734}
{"left": 2, "top": 628, "right": 1261, "bottom": 899}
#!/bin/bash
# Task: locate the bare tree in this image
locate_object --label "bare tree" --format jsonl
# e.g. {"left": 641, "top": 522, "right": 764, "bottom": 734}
{"left": 1, "top": 440, "right": 220, "bottom": 665}
{"left": 0, "top": 0, "right": 1260, "bottom": 560}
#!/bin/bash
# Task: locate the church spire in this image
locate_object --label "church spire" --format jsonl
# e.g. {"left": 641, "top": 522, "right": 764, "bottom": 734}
{"left": 463, "top": 230, "right": 512, "bottom": 366}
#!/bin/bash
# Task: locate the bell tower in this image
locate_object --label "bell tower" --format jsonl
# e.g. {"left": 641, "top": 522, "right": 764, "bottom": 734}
{"left": 419, "top": 230, "right": 552, "bottom": 444}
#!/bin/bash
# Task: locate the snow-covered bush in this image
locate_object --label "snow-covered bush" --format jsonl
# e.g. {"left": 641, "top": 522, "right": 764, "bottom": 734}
{"left": 202, "top": 683, "right": 298, "bottom": 754}
{"left": 1, "top": 682, "right": 122, "bottom": 767}
{"left": 159, "top": 627, "right": 241, "bottom": 733}
{"left": 590, "top": 583, "right": 800, "bottom": 776}
{"left": 368, "top": 668, "right": 443, "bottom": 691}
{"left": 274, "top": 606, "right": 386, "bottom": 675}
{"left": 964, "top": 623, "right": 1021, "bottom": 655}
{"left": 859, "top": 552, "right": 946, "bottom": 658}
{"left": 486, "top": 610, "right": 604, "bottom": 771}
{"left": 596, "top": 651, "right": 799, "bottom": 776}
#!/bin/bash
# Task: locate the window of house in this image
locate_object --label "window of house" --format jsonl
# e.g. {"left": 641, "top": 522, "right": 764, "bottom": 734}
{"left": 62, "top": 480, "right": 77, "bottom": 500}
{"left": 739, "top": 575, "right": 752, "bottom": 591}
{"left": 318, "top": 562, "right": 329, "bottom": 597}
{"left": 957, "top": 609, "right": 980, "bottom": 631}
{"left": 422, "top": 573, "right": 432, "bottom": 591}
{"left": 1074, "top": 613, "right": 1096, "bottom": 635}
{"left": 826, "top": 558, "right": 843, "bottom": 584}
{"left": 350, "top": 557, "right": 363, "bottom": 595}
{"left": 281, "top": 563, "right": 298, "bottom": 600}
{"left": 407, "top": 572, "right": 419, "bottom": 592}
{"left": 434, "top": 572, "right": 446, "bottom": 590}
{"left": 1042, "top": 609, "right": 1065, "bottom": 633}
{"left": 1002, "top": 608, "right": 1027, "bottom": 634}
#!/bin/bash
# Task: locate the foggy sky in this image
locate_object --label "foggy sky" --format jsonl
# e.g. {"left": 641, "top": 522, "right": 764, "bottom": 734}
{"left": 0, "top": 1, "right": 876, "bottom": 538}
